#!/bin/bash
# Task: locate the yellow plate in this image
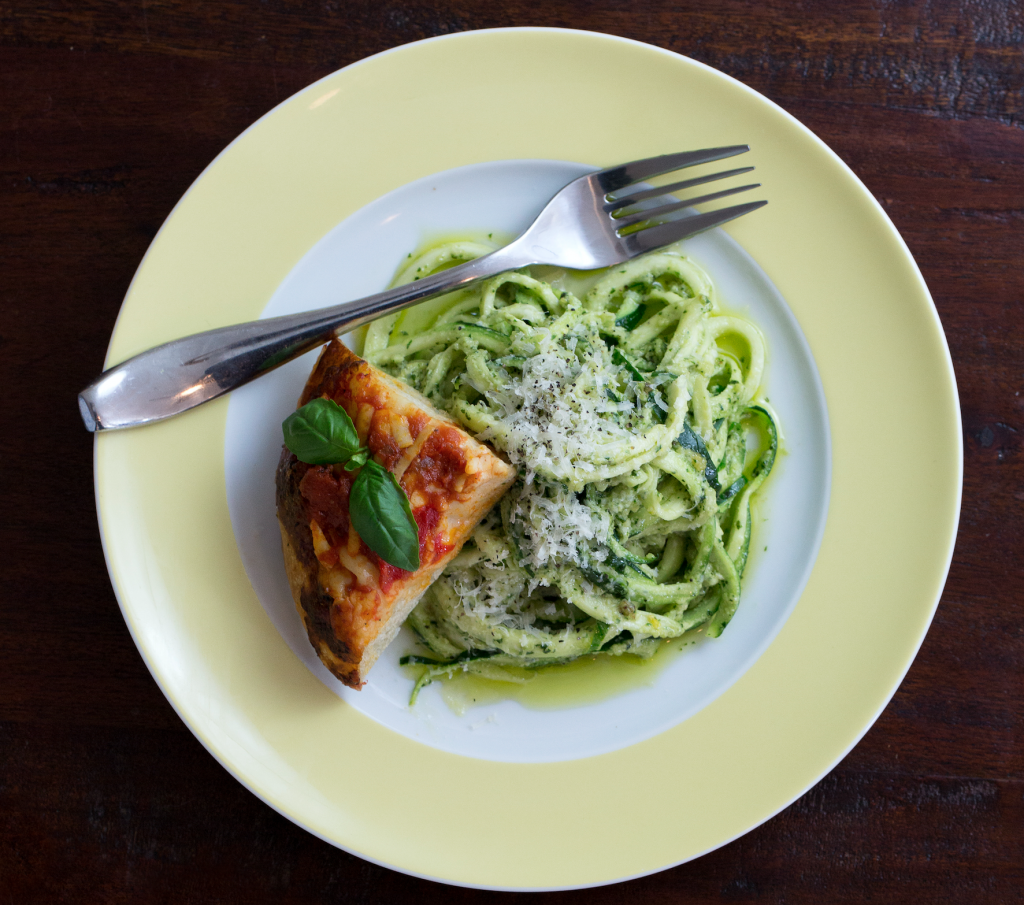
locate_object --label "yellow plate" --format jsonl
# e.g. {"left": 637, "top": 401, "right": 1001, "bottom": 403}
{"left": 96, "top": 29, "right": 961, "bottom": 889}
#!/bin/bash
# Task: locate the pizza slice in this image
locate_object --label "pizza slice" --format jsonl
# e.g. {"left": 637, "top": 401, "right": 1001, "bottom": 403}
{"left": 275, "top": 340, "right": 516, "bottom": 688}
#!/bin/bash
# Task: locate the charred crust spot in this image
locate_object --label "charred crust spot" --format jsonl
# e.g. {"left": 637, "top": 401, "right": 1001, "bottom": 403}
{"left": 277, "top": 445, "right": 357, "bottom": 683}
{"left": 299, "top": 582, "right": 352, "bottom": 665}
{"left": 275, "top": 447, "right": 315, "bottom": 570}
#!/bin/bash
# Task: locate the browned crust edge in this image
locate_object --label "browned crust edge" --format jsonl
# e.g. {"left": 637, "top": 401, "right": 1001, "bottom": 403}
{"left": 275, "top": 446, "right": 363, "bottom": 688}
{"left": 274, "top": 340, "right": 517, "bottom": 689}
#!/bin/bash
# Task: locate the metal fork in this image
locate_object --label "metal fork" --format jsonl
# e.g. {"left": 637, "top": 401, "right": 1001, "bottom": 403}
{"left": 78, "top": 146, "right": 765, "bottom": 431}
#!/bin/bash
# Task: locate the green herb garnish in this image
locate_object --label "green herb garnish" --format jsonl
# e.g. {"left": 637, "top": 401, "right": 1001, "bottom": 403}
{"left": 348, "top": 459, "right": 420, "bottom": 572}
{"left": 282, "top": 399, "right": 421, "bottom": 571}
{"left": 282, "top": 398, "right": 362, "bottom": 465}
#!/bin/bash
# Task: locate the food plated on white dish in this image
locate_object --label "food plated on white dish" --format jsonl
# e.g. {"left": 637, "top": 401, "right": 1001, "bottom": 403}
{"left": 95, "top": 29, "right": 960, "bottom": 889}
{"left": 225, "top": 158, "right": 831, "bottom": 763}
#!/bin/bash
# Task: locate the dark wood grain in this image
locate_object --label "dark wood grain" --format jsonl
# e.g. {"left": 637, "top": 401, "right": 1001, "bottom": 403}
{"left": 1, "top": 0, "right": 1022, "bottom": 901}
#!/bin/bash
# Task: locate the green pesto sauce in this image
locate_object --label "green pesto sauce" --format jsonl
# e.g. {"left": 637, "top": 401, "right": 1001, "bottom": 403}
{"left": 371, "top": 237, "right": 781, "bottom": 710}
{"left": 403, "top": 633, "right": 704, "bottom": 715}
{"left": 401, "top": 445, "right": 781, "bottom": 715}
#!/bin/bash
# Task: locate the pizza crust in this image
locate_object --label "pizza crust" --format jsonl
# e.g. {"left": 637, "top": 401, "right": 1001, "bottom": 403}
{"left": 275, "top": 341, "right": 516, "bottom": 688}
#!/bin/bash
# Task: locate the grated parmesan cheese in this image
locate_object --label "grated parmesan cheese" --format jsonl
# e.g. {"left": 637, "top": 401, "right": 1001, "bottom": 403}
{"left": 478, "top": 324, "right": 636, "bottom": 485}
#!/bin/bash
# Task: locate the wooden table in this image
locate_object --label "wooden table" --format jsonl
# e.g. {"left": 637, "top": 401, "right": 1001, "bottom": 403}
{"left": 2, "top": 2, "right": 1021, "bottom": 900}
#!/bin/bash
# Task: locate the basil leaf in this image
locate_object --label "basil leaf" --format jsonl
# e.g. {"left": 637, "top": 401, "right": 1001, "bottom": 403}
{"left": 349, "top": 460, "right": 420, "bottom": 571}
{"left": 282, "top": 398, "right": 361, "bottom": 465}
{"left": 343, "top": 448, "right": 369, "bottom": 472}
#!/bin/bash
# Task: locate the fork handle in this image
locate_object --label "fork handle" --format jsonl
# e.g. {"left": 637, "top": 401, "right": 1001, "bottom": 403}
{"left": 78, "top": 242, "right": 529, "bottom": 432}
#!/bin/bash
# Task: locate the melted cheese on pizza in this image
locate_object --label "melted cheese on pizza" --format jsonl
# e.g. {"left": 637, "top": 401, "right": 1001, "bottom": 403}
{"left": 277, "top": 341, "right": 515, "bottom": 687}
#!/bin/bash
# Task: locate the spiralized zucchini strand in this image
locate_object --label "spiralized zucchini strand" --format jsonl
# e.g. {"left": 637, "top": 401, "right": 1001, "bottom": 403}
{"left": 364, "top": 243, "right": 777, "bottom": 700}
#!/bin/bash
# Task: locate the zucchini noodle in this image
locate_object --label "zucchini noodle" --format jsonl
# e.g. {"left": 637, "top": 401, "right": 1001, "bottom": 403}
{"left": 363, "top": 242, "right": 778, "bottom": 703}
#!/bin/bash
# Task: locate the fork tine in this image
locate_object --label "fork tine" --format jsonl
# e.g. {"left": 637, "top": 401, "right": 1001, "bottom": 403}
{"left": 606, "top": 166, "right": 755, "bottom": 210}
{"left": 614, "top": 183, "right": 761, "bottom": 228}
{"left": 623, "top": 200, "right": 768, "bottom": 254}
{"left": 594, "top": 146, "right": 749, "bottom": 192}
